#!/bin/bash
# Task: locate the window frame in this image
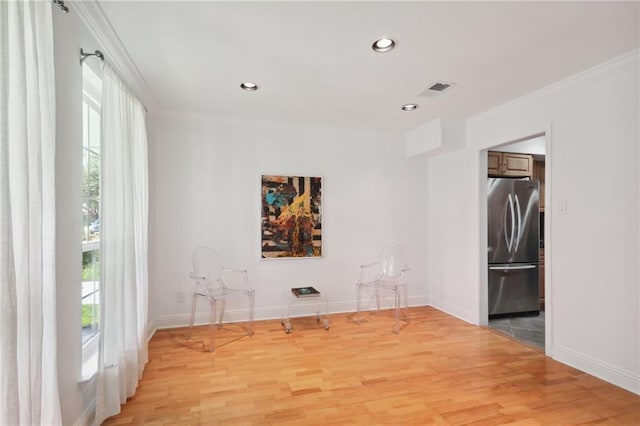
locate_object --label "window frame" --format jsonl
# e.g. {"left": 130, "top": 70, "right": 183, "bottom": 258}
{"left": 81, "top": 63, "right": 102, "bottom": 381}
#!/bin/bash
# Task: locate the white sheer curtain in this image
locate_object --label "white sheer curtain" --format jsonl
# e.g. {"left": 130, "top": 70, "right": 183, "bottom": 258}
{"left": 0, "top": 1, "right": 62, "bottom": 425}
{"left": 94, "top": 63, "right": 149, "bottom": 425}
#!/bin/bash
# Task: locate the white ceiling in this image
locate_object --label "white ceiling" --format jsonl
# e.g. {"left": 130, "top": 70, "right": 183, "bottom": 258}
{"left": 96, "top": 1, "right": 639, "bottom": 133}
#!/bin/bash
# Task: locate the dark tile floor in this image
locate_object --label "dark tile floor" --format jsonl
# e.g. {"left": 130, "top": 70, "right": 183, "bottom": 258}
{"left": 488, "top": 311, "right": 545, "bottom": 350}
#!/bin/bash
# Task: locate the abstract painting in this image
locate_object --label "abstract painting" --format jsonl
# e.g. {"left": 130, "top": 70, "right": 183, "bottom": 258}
{"left": 261, "top": 175, "right": 322, "bottom": 259}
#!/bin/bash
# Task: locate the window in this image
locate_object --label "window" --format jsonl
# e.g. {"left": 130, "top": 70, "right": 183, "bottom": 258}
{"left": 81, "top": 63, "right": 102, "bottom": 380}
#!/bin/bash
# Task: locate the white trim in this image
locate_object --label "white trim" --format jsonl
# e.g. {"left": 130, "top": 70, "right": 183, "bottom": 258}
{"left": 477, "top": 150, "right": 488, "bottom": 326}
{"left": 477, "top": 128, "right": 553, "bottom": 353}
{"left": 147, "top": 318, "right": 157, "bottom": 344}
{"left": 469, "top": 49, "right": 639, "bottom": 125}
{"left": 81, "top": 240, "right": 99, "bottom": 253}
{"left": 543, "top": 124, "right": 553, "bottom": 357}
{"left": 80, "top": 333, "right": 99, "bottom": 382}
{"left": 73, "top": 398, "right": 94, "bottom": 426}
{"left": 553, "top": 345, "right": 640, "bottom": 396}
{"left": 426, "top": 295, "right": 476, "bottom": 325}
{"left": 72, "top": 0, "right": 158, "bottom": 112}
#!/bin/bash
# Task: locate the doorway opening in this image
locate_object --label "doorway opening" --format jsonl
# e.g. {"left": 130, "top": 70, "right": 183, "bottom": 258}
{"left": 484, "top": 135, "right": 547, "bottom": 351}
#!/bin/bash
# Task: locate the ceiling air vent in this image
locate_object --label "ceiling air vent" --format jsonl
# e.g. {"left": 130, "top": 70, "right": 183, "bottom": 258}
{"left": 417, "top": 81, "right": 456, "bottom": 97}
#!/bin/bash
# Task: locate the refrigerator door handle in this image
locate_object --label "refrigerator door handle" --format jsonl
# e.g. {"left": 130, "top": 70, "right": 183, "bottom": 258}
{"left": 506, "top": 193, "right": 515, "bottom": 252}
{"left": 503, "top": 196, "right": 510, "bottom": 251}
{"left": 489, "top": 265, "right": 537, "bottom": 270}
{"left": 514, "top": 194, "right": 522, "bottom": 252}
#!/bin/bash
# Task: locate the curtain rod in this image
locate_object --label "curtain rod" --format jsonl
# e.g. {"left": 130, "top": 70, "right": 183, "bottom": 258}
{"left": 53, "top": 0, "right": 69, "bottom": 13}
{"left": 79, "top": 49, "right": 149, "bottom": 114}
{"left": 80, "top": 48, "right": 105, "bottom": 64}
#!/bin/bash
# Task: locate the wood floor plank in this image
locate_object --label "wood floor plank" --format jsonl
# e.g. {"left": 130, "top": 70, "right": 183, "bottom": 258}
{"left": 103, "top": 307, "right": 640, "bottom": 425}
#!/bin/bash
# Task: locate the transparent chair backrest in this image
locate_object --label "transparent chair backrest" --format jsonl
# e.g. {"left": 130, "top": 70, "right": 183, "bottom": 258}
{"left": 380, "top": 244, "right": 406, "bottom": 279}
{"left": 192, "top": 246, "right": 224, "bottom": 286}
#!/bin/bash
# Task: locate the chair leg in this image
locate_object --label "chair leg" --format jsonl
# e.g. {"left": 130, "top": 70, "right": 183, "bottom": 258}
{"left": 188, "top": 293, "right": 198, "bottom": 338}
{"left": 217, "top": 299, "right": 226, "bottom": 328}
{"left": 247, "top": 290, "right": 255, "bottom": 337}
{"left": 355, "top": 284, "right": 362, "bottom": 324}
{"left": 393, "top": 288, "right": 400, "bottom": 334}
{"left": 209, "top": 300, "right": 217, "bottom": 352}
{"left": 402, "top": 284, "right": 409, "bottom": 323}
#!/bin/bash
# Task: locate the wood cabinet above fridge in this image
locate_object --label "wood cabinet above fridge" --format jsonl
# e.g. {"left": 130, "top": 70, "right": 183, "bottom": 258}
{"left": 488, "top": 151, "right": 533, "bottom": 178}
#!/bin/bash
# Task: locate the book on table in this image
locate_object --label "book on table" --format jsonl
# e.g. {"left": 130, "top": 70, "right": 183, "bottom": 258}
{"left": 291, "top": 286, "right": 321, "bottom": 298}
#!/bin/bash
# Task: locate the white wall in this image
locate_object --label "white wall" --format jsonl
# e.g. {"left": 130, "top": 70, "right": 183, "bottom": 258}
{"left": 426, "top": 51, "right": 639, "bottom": 394}
{"left": 150, "top": 111, "right": 428, "bottom": 329}
{"left": 427, "top": 147, "right": 481, "bottom": 321}
{"left": 405, "top": 153, "right": 430, "bottom": 308}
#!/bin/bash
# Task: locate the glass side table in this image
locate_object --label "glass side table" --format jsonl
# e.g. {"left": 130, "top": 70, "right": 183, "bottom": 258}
{"left": 281, "top": 292, "right": 330, "bottom": 334}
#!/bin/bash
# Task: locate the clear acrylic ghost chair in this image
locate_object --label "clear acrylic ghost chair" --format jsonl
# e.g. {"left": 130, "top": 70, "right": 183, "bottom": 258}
{"left": 188, "top": 246, "right": 255, "bottom": 352}
{"left": 355, "top": 243, "right": 410, "bottom": 333}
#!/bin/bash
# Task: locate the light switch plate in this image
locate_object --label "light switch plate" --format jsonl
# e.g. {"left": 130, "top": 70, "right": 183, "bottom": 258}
{"left": 556, "top": 200, "right": 567, "bottom": 215}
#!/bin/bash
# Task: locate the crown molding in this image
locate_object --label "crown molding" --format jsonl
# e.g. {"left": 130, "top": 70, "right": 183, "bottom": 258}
{"left": 468, "top": 49, "right": 639, "bottom": 125}
{"left": 71, "top": 0, "right": 159, "bottom": 112}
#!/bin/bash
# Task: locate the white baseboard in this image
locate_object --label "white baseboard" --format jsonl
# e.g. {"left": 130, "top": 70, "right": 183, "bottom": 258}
{"left": 152, "top": 295, "right": 429, "bottom": 330}
{"left": 147, "top": 319, "right": 158, "bottom": 343}
{"left": 426, "top": 295, "right": 476, "bottom": 324}
{"left": 553, "top": 345, "right": 640, "bottom": 396}
{"left": 73, "top": 398, "right": 94, "bottom": 426}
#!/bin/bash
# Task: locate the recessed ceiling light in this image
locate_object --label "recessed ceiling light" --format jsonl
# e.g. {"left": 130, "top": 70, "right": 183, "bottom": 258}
{"left": 240, "top": 82, "right": 258, "bottom": 91}
{"left": 372, "top": 37, "right": 397, "bottom": 53}
{"left": 401, "top": 104, "right": 419, "bottom": 111}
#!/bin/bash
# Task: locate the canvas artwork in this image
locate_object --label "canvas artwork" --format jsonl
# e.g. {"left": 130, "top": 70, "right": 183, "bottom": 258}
{"left": 261, "top": 175, "right": 322, "bottom": 259}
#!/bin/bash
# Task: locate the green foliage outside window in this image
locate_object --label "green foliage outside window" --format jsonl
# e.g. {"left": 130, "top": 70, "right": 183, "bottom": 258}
{"left": 83, "top": 138, "right": 100, "bottom": 224}
{"left": 82, "top": 304, "right": 99, "bottom": 328}
{"left": 81, "top": 251, "right": 100, "bottom": 281}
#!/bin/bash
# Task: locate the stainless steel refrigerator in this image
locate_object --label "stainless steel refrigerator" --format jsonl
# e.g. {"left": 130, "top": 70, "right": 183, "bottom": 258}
{"left": 488, "top": 178, "right": 540, "bottom": 317}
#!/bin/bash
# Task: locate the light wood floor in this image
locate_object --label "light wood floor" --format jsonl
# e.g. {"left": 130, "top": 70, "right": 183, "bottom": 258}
{"left": 103, "top": 307, "right": 640, "bottom": 425}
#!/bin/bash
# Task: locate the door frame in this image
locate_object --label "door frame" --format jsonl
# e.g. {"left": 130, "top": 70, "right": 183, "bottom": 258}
{"left": 478, "top": 127, "right": 553, "bottom": 356}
